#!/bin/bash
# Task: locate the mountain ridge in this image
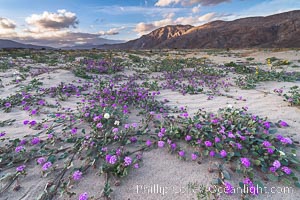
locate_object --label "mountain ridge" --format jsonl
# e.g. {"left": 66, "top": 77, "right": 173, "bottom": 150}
{"left": 102, "top": 10, "right": 300, "bottom": 49}
{"left": 0, "top": 39, "right": 52, "bottom": 49}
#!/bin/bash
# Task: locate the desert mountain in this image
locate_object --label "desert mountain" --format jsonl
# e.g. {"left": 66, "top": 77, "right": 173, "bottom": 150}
{"left": 104, "top": 10, "right": 300, "bottom": 49}
{"left": 0, "top": 39, "right": 52, "bottom": 49}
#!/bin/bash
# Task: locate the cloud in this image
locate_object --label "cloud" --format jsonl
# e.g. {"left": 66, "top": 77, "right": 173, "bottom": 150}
{"left": 0, "top": 17, "right": 17, "bottom": 36}
{"left": 0, "top": 17, "right": 16, "bottom": 29}
{"left": 26, "top": 9, "right": 78, "bottom": 30}
{"left": 134, "top": 23, "right": 156, "bottom": 34}
{"left": 134, "top": 12, "right": 217, "bottom": 35}
{"left": 134, "top": 12, "right": 174, "bottom": 34}
{"left": 155, "top": 0, "right": 231, "bottom": 7}
{"left": 192, "top": 5, "right": 201, "bottom": 13}
{"left": 155, "top": 0, "right": 181, "bottom": 6}
{"left": 198, "top": 12, "right": 216, "bottom": 21}
{"left": 98, "top": 27, "right": 125, "bottom": 36}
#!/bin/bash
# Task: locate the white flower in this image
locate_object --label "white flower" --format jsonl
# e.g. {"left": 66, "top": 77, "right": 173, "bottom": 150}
{"left": 114, "top": 120, "right": 120, "bottom": 126}
{"left": 104, "top": 113, "right": 110, "bottom": 119}
{"left": 279, "top": 151, "right": 286, "bottom": 156}
{"left": 16, "top": 76, "right": 22, "bottom": 80}
{"left": 227, "top": 104, "right": 233, "bottom": 109}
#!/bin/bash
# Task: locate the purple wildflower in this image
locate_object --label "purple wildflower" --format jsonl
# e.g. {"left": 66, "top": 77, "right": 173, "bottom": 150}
{"left": 96, "top": 123, "right": 103, "bottom": 128}
{"left": 116, "top": 148, "right": 121, "bottom": 156}
{"left": 20, "top": 139, "right": 27, "bottom": 145}
{"left": 79, "top": 192, "right": 88, "bottom": 200}
{"left": 243, "top": 178, "right": 253, "bottom": 185}
{"left": 5, "top": 102, "right": 11, "bottom": 107}
{"left": 158, "top": 141, "right": 165, "bottom": 148}
{"left": 239, "top": 135, "right": 246, "bottom": 141}
{"left": 130, "top": 137, "right": 137, "bottom": 143}
{"left": 276, "top": 134, "right": 284, "bottom": 140}
{"left": 105, "top": 154, "right": 112, "bottom": 162}
{"left": 102, "top": 147, "right": 108, "bottom": 152}
{"left": 23, "top": 120, "right": 30, "bottom": 125}
{"left": 279, "top": 121, "right": 289, "bottom": 127}
{"left": 131, "top": 123, "right": 138, "bottom": 128}
{"left": 73, "top": 170, "right": 83, "bottom": 181}
{"left": 31, "top": 109, "right": 37, "bottom": 115}
{"left": 171, "top": 143, "right": 177, "bottom": 150}
{"left": 158, "top": 131, "right": 164, "bottom": 138}
{"left": 112, "top": 128, "right": 118, "bottom": 133}
{"left": 204, "top": 141, "right": 212, "bottom": 147}
{"left": 42, "top": 162, "right": 52, "bottom": 171}
{"left": 281, "top": 166, "right": 292, "bottom": 175}
{"left": 16, "top": 165, "right": 26, "bottom": 172}
{"left": 236, "top": 143, "right": 243, "bottom": 150}
{"left": 109, "top": 155, "right": 117, "bottom": 164}
{"left": 146, "top": 140, "right": 152, "bottom": 147}
{"left": 0, "top": 132, "right": 5, "bottom": 137}
{"left": 267, "top": 148, "right": 274, "bottom": 154}
{"left": 220, "top": 150, "right": 227, "bottom": 158}
{"left": 212, "top": 119, "right": 219, "bottom": 124}
{"left": 280, "top": 137, "right": 292, "bottom": 145}
{"left": 209, "top": 151, "right": 215, "bottom": 157}
{"left": 224, "top": 182, "right": 234, "bottom": 194}
{"left": 185, "top": 135, "right": 192, "bottom": 141}
{"left": 124, "top": 156, "right": 132, "bottom": 166}
{"left": 38, "top": 100, "right": 45, "bottom": 106}
{"left": 240, "top": 158, "right": 251, "bottom": 168}
{"left": 29, "top": 120, "right": 37, "bottom": 126}
{"left": 262, "top": 141, "right": 272, "bottom": 147}
{"left": 214, "top": 137, "right": 220, "bottom": 143}
{"left": 31, "top": 137, "right": 40, "bottom": 145}
{"left": 263, "top": 122, "right": 271, "bottom": 129}
{"left": 191, "top": 153, "right": 198, "bottom": 160}
{"left": 134, "top": 163, "right": 139, "bottom": 169}
{"left": 273, "top": 160, "right": 281, "bottom": 169}
{"left": 178, "top": 150, "right": 185, "bottom": 157}
{"left": 71, "top": 128, "right": 77, "bottom": 134}
{"left": 182, "top": 113, "right": 189, "bottom": 118}
{"left": 15, "top": 146, "right": 24, "bottom": 153}
{"left": 228, "top": 131, "right": 235, "bottom": 138}
{"left": 195, "top": 124, "right": 202, "bottom": 129}
{"left": 269, "top": 167, "right": 276, "bottom": 173}
{"left": 37, "top": 157, "right": 46, "bottom": 165}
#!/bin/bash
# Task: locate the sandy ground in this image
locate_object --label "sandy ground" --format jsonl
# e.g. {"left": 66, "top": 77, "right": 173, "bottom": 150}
{"left": 1, "top": 49, "right": 300, "bottom": 200}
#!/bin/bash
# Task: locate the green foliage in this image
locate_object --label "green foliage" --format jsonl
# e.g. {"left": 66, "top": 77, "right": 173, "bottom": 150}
{"left": 284, "top": 86, "right": 300, "bottom": 106}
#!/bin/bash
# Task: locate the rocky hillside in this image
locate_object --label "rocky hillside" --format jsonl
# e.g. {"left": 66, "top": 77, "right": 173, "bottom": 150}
{"left": 105, "top": 10, "right": 300, "bottom": 49}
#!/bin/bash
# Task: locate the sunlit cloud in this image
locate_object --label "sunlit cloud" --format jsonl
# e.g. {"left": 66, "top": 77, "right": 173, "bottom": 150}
{"left": 0, "top": 17, "right": 16, "bottom": 29}
{"left": 26, "top": 9, "right": 78, "bottom": 30}
{"left": 98, "top": 27, "right": 125, "bottom": 36}
{"left": 0, "top": 17, "right": 17, "bottom": 36}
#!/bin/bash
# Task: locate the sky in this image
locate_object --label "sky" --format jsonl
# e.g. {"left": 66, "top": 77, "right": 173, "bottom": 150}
{"left": 0, "top": 0, "right": 299, "bottom": 47}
